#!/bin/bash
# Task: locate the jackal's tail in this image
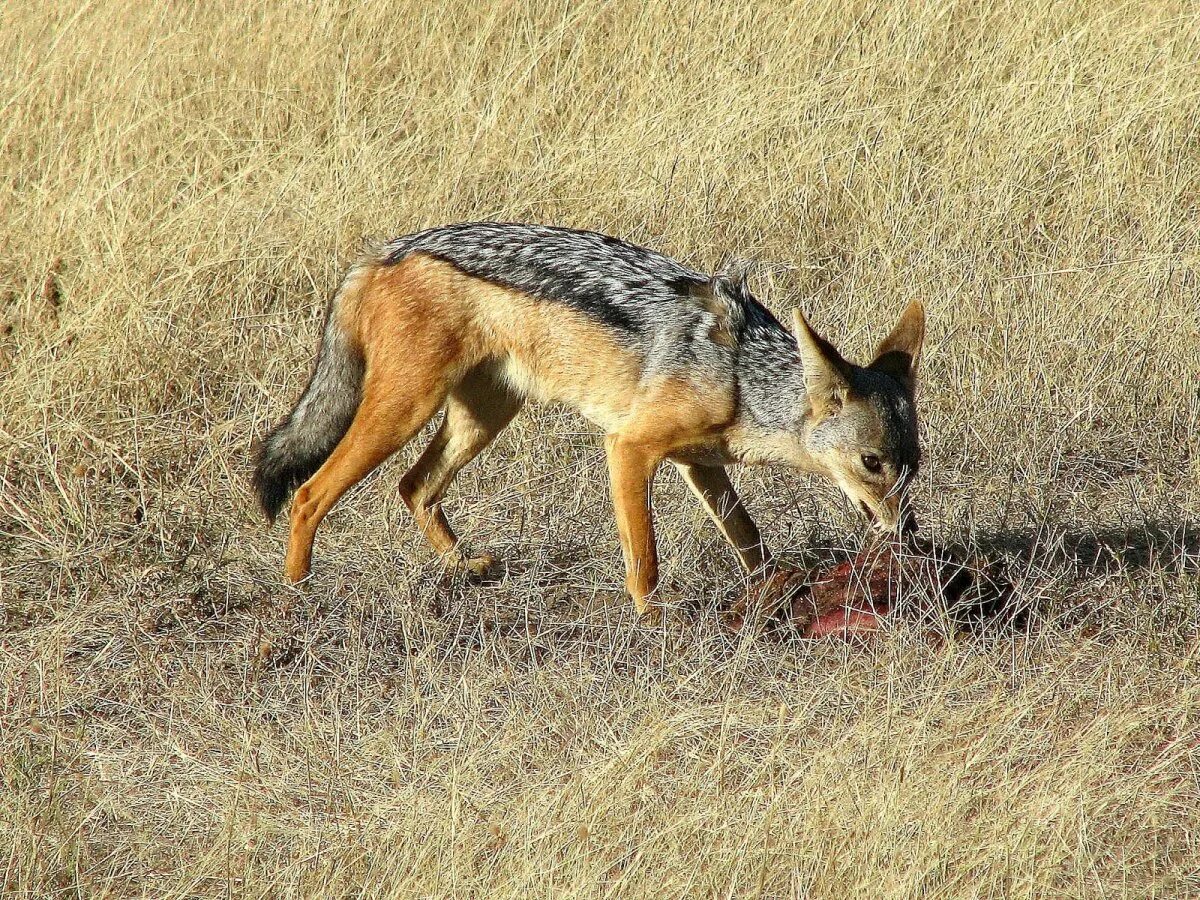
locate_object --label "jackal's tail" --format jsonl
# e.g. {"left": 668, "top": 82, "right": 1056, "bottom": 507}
{"left": 252, "top": 262, "right": 372, "bottom": 523}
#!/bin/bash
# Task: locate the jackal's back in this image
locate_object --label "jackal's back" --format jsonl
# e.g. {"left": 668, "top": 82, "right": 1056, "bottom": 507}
{"left": 380, "top": 223, "right": 709, "bottom": 341}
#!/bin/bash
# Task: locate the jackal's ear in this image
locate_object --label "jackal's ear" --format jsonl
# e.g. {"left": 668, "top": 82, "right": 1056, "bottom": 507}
{"left": 792, "top": 308, "right": 851, "bottom": 415}
{"left": 868, "top": 300, "right": 925, "bottom": 391}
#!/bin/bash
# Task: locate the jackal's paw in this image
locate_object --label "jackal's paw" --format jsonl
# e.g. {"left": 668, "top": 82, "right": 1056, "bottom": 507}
{"left": 464, "top": 553, "right": 497, "bottom": 577}
{"left": 633, "top": 599, "right": 665, "bottom": 627}
{"left": 444, "top": 551, "right": 499, "bottom": 579}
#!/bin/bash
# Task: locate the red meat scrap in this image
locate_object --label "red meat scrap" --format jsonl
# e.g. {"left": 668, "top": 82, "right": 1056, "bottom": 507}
{"left": 725, "top": 539, "right": 1013, "bottom": 639}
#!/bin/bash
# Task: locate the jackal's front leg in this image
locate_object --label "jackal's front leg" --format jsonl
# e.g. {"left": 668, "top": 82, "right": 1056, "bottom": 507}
{"left": 604, "top": 435, "right": 661, "bottom": 619}
{"left": 676, "top": 463, "right": 772, "bottom": 576}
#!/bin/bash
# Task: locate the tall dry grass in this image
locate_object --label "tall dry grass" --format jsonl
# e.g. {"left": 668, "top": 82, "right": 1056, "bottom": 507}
{"left": 1, "top": 0, "right": 1198, "bottom": 896}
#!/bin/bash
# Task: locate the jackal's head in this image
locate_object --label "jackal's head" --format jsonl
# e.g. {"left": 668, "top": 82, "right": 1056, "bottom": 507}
{"left": 793, "top": 302, "right": 926, "bottom": 535}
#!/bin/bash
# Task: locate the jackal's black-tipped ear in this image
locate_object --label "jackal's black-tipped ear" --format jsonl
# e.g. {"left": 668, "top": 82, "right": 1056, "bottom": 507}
{"left": 792, "top": 308, "right": 851, "bottom": 415}
{"left": 868, "top": 300, "right": 925, "bottom": 391}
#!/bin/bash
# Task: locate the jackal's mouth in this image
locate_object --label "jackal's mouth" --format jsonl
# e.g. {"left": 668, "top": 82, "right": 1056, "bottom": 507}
{"left": 856, "top": 499, "right": 920, "bottom": 541}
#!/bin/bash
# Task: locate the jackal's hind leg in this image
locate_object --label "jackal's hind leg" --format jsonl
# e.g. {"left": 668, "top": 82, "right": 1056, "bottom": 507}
{"left": 285, "top": 385, "right": 447, "bottom": 583}
{"left": 398, "top": 363, "right": 522, "bottom": 575}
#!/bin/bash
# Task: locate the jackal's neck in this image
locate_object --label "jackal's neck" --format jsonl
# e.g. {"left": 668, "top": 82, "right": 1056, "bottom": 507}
{"left": 726, "top": 324, "right": 811, "bottom": 466}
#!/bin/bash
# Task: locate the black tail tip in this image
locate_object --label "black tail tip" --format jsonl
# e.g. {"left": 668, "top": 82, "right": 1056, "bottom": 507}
{"left": 251, "top": 441, "right": 291, "bottom": 525}
{"left": 252, "top": 469, "right": 287, "bottom": 525}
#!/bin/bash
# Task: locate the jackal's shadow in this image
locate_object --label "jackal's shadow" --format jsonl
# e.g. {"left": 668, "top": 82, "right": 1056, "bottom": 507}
{"left": 971, "top": 519, "right": 1199, "bottom": 578}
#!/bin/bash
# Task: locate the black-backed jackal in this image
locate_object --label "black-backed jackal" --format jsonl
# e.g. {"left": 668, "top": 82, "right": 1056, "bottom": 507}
{"left": 253, "top": 223, "right": 925, "bottom": 620}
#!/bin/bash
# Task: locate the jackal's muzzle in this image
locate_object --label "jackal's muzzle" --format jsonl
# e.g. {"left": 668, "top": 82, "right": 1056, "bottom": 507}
{"left": 859, "top": 495, "right": 918, "bottom": 539}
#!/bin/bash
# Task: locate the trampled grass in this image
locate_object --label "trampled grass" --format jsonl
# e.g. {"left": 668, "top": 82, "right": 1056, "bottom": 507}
{"left": 1, "top": 1, "right": 1198, "bottom": 896}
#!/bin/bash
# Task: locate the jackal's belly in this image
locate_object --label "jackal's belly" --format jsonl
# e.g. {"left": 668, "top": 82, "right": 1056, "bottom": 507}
{"left": 497, "top": 353, "right": 640, "bottom": 432}
{"left": 667, "top": 442, "right": 736, "bottom": 466}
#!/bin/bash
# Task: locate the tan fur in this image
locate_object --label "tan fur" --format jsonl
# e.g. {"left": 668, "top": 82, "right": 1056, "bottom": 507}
{"left": 283, "top": 255, "right": 739, "bottom": 616}
{"left": 602, "top": 375, "right": 736, "bottom": 614}
{"left": 274, "top": 254, "right": 927, "bottom": 618}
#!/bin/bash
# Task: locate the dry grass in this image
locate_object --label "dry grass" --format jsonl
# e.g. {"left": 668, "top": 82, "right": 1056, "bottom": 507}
{"left": 2, "top": 0, "right": 1199, "bottom": 896}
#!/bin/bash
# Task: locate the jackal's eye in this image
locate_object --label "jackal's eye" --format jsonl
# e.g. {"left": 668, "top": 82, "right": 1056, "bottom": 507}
{"left": 861, "top": 454, "right": 882, "bottom": 473}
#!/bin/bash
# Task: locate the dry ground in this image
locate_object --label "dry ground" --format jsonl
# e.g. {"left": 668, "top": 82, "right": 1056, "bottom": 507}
{"left": 2, "top": 1, "right": 1199, "bottom": 896}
